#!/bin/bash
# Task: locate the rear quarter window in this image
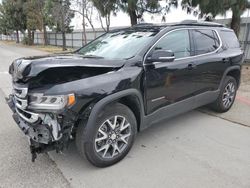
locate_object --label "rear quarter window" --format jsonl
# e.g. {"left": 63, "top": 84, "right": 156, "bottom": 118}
{"left": 220, "top": 30, "right": 240, "bottom": 49}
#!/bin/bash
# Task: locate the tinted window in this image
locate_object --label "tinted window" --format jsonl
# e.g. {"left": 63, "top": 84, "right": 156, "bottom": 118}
{"left": 220, "top": 30, "right": 240, "bottom": 49}
{"left": 193, "top": 29, "right": 220, "bottom": 55}
{"left": 154, "top": 30, "right": 191, "bottom": 59}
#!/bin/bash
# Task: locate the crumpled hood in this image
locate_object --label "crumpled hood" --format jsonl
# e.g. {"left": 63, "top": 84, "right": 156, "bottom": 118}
{"left": 9, "top": 53, "right": 125, "bottom": 81}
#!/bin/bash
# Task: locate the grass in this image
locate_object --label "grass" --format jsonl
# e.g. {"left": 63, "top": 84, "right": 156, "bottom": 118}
{"left": 0, "top": 40, "right": 74, "bottom": 53}
{"left": 30, "top": 45, "right": 74, "bottom": 53}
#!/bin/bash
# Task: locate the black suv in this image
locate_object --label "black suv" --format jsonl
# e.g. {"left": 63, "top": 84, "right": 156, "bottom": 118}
{"left": 7, "top": 20, "right": 244, "bottom": 167}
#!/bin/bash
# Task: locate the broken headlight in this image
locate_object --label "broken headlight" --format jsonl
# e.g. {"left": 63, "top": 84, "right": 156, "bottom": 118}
{"left": 28, "top": 93, "right": 75, "bottom": 111}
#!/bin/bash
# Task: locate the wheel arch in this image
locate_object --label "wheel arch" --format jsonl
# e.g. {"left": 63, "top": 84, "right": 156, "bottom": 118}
{"left": 117, "top": 95, "right": 142, "bottom": 132}
{"left": 220, "top": 66, "right": 241, "bottom": 89}
{"left": 85, "top": 89, "right": 145, "bottom": 134}
{"left": 226, "top": 68, "right": 241, "bottom": 88}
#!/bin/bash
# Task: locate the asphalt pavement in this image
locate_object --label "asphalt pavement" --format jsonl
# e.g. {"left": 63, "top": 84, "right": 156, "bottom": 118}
{"left": 0, "top": 42, "right": 250, "bottom": 188}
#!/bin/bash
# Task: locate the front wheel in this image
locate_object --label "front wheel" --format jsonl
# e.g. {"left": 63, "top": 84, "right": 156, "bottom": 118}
{"left": 210, "top": 76, "right": 237, "bottom": 113}
{"left": 76, "top": 103, "right": 137, "bottom": 167}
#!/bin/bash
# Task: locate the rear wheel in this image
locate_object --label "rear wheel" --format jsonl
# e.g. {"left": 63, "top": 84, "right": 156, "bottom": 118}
{"left": 210, "top": 76, "right": 237, "bottom": 113}
{"left": 76, "top": 103, "right": 137, "bottom": 167}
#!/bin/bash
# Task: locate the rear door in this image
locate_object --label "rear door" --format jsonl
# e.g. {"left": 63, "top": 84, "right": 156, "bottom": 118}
{"left": 190, "top": 29, "right": 227, "bottom": 94}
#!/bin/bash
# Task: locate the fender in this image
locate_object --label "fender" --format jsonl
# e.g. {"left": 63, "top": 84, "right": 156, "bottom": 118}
{"left": 84, "top": 89, "right": 146, "bottom": 138}
{"left": 219, "top": 65, "right": 241, "bottom": 89}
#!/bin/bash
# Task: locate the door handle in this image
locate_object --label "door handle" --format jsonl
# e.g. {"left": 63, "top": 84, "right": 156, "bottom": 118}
{"left": 187, "top": 63, "right": 196, "bottom": 70}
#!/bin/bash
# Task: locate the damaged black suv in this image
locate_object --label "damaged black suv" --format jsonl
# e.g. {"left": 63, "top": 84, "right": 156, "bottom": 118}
{"left": 7, "top": 20, "right": 243, "bottom": 167}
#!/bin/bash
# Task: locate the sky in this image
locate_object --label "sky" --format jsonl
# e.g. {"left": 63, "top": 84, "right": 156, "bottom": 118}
{"left": 0, "top": 0, "right": 249, "bottom": 30}
{"left": 71, "top": 2, "right": 250, "bottom": 30}
{"left": 72, "top": 5, "right": 200, "bottom": 30}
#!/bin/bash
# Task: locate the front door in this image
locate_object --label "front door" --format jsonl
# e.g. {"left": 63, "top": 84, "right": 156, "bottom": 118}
{"left": 145, "top": 29, "right": 197, "bottom": 114}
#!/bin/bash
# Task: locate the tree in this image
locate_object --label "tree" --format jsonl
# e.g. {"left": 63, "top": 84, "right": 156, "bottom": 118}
{"left": 72, "top": 0, "right": 97, "bottom": 45}
{"left": 228, "top": 0, "right": 250, "bottom": 37}
{"left": 24, "top": 0, "right": 41, "bottom": 45}
{"left": 118, "top": 0, "right": 162, "bottom": 25}
{"left": 23, "top": 0, "right": 57, "bottom": 45}
{"left": 26, "top": 0, "right": 54, "bottom": 45}
{"left": 0, "top": 3, "right": 10, "bottom": 35}
{"left": 0, "top": 0, "right": 27, "bottom": 43}
{"left": 47, "top": 0, "right": 75, "bottom": 50}
{"left": 92, "top": 0, "right": 117, "bottom": 31}
{"left": 181, "top": 0, "right": 250, "bottom": 36}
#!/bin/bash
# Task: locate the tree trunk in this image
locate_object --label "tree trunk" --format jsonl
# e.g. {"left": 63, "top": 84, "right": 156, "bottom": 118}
{"left": 129, "top": 9, "right": 137, "bottom": 26}
{"left": 28, "top": 30, "right": 33, "bottom": 45}
{"left": 16, "top": 30, "right": 20, "bottom": 43}
{"left": 31, "top": 31, "right": 34, "bottom": 45}
{"left": 43, "top": 23, "right": 48, "bottom": 45}
{"left": 61, "top": 8, "right": 66, "bottom": 51}
{"left": 106, "top": 24, "right": 110, "bottom": 32}
{"left": 106, "top": 14, "right": 110, "bottom": 32}
{"left": 88, "top": 22, "right": 96, "bottom": 39}
{"left": 98, "top": 13, "right": 106, "bottom": 32}
{"left": 231, "top": 9, "right": 241, "bottom": 37}
{"left": 82, "top": 20, "right": 87, "bottom": 45}
{"left": 62, "top": 31, "right": 66, "bottom": 51}
{"left": 82, "top": 1, "right": 87, "bottom": 45}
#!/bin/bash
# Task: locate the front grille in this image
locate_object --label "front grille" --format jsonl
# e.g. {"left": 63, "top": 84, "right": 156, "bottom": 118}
{"left": 14, "top": 88, "right": 22, "bottom": 95}
{"left": 13, "top": 85, "right": 28, "bottom": 109}
{"left": 13, "top": 85, "right": 28, "bottom": 98}
{"left": 13, "top": 84, "right": 39, "bottom": 124}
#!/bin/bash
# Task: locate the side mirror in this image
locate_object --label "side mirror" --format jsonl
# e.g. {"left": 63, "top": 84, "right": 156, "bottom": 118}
{"left": 147, "top": 50, "right": 175, "bottom": 63}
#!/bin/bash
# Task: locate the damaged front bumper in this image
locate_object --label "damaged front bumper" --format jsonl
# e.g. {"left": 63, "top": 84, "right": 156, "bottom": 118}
{"left": 8, "top": 96, "right": 60, "bottom": 144}
{"left": 6, "top": 89, "right": 77, "bottom": 162}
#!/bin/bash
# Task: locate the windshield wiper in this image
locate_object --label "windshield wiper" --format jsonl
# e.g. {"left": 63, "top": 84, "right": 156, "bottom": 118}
{"left": 81, "top": 55, "right": 104, "bottom": 59}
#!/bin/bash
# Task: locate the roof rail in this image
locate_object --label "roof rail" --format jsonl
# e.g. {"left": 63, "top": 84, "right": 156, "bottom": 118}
{"left": 174, "top": 20, "right": 224, "bottom": 27}
{"left": 130, "top": 20, "right": 224, "bottom": 29}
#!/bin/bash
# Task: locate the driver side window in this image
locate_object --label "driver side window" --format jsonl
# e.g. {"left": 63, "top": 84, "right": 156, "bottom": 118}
{"left": 154, "top": 30, "right": 191, "bottom": 59}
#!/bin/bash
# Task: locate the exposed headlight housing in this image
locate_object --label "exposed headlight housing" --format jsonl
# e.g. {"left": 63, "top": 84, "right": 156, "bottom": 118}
{"left": 28, "top": 93, "right": 75, "bottom": 111}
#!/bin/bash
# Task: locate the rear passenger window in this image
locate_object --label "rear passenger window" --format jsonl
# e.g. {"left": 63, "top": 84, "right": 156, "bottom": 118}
{"left": 193, "top": 29, "right": 220, "bottom": 55}
{"left": 220, "top": 30, "right": 240, "bottom": 49}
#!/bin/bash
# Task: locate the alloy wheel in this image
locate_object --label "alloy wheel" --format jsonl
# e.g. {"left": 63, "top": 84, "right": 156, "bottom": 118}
{"left": 94, "top": 115, "right": 131, "bottom": 159}
{"left": 222, "top": 82, "right": 236, "bottom": 108}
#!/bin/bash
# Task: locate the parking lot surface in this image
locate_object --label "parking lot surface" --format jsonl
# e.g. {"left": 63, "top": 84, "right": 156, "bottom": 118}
{"left": 0, "top": 42, "right": 250, "bottom": 188}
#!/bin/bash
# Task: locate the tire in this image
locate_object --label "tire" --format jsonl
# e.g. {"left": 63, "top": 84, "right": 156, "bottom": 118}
{"left": 210, "top": 76, "right": 237, "bottom": 113}
{"left": 76, "top": 103, "right": 137, "bottom": 167}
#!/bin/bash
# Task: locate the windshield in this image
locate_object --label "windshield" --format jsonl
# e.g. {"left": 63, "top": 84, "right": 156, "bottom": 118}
{"left": 77, "top": 29, "right": 159, "bottom": 60}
